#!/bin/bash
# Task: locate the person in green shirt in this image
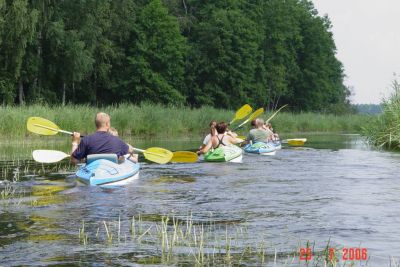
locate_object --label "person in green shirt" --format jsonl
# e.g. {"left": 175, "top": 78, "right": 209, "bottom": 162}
{"left": 246, "top": 118, "right": 273, "bottom": 144}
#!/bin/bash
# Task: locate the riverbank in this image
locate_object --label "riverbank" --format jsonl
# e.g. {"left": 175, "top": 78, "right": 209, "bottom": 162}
{"left": 363, "top": 81, "right": 400, "bottom": 150}
{"left": 1, "top": 104, "right": 372, "bottom": 138}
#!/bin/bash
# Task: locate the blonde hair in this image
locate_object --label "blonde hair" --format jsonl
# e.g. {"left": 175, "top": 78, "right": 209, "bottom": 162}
{"left": 95, "top": 112, "right": 110, "bottom": 129}
{"left": 255, "top": 118, "right": 264, "bottom": 128}
{"left": 108, "top": 127, "right": 118, "bottom": 136}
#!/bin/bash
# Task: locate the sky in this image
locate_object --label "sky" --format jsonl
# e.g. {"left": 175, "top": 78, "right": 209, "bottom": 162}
{"left": 311, "top": 0, "right": 400, "bottom": 104}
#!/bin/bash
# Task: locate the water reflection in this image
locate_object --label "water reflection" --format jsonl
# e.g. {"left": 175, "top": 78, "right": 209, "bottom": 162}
{"left": 151, "top": 175, "right": 196, "bottom": 184}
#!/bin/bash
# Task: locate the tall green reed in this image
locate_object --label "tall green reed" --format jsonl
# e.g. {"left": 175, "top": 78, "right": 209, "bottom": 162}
{"left": 74, "top": 213, "right": 377, "bottom": 266}
{"left": 363, "top": 80, "right": 400, "bottom": 149}
{"left": 1, "top": 103, "right": 369, "bottom": 138}
{"left": 0, "top": 103, "right": 232, "bottom": 138}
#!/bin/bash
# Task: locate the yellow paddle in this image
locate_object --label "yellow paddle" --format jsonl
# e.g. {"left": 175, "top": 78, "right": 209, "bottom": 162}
{"left": 282, "top": 138, "right": 307, "bottom": 146}
{"left": 27, "top": 117, "right": 73, "bottom": 135}
{"left": 171, "top": 151, "right": 198, "bottom": 163}
{"left": 133, "top": 147, "right": 173, "bottom": 164}
{"left": 229, "top": 104, "right": 253, "bottom": 125}
{"left": 32, "top": 148, "right": 173, "bottom": 164}
{"left": 27, "top": 117, "right": 176, "bottom": 164}
{"left": 233, "top": 108, "right": 264, "bottom": 131}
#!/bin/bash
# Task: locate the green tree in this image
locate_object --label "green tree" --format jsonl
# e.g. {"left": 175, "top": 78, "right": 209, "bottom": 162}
{"left": 126, "top": 0, "right": 187, "bottom": 104}
{"left": 0, "top": 0, "right": 352, "bottom": 112}
{"left": 257, "top": 0, "right": 303, "bottom": 110}
{"left": 186, "top": 6, "right": 261, "bottom": 108}
{"left": 292, "top": 1, "right": 350, "bottom": 113}
{"left": 0, "top": 0, "right": 38, "bottom": 104}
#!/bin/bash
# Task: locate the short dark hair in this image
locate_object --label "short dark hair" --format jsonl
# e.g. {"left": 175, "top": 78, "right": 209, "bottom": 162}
{"left": 209, "top": 121, "right": 217, "bottom": 127}
{"left": 215, "top": 122, "right": 227, "bottom": 134}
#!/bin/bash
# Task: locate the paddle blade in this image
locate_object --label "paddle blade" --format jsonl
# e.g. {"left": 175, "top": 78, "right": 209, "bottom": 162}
{"left": 248, "top": 107, "right": 264, "bottom": 121}
{"left": 234, "top": 107, "right": 265, "bottom": 130}
{"left": 27, "top": 117, "right": 60, "bottom": 135}
{"left": 32, "top": 150, "right": 70, "bottom": 163}
{"left": 230, "top": 104, "right": 252, "bottom": 124}
{"left": 143, "top": 147, "right": 173, "bottom": 164}
{"left": 171, "top": 151, "right": 198, "bottom": 163}
{"left": 284, "top": 138, "right": 307, "bottom": 146}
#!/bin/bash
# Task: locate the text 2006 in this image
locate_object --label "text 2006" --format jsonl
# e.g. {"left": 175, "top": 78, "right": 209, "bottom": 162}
{"left": 299, "top": 247, "right": 368, "bottom": 261}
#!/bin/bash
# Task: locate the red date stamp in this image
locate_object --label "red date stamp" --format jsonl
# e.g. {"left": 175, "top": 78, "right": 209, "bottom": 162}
{"left": 300, "top": 247, "right": 368, "bottom": 261}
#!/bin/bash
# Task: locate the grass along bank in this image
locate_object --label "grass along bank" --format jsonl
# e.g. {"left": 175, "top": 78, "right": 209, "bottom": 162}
{"left": 0, "top": 104, "right": 371, "bottom": 138}
{"left": 263, "top": 112, "right": 370, "bottom": 134}
{"left": 363, "top": 80, "right": 400, "bottom": 150}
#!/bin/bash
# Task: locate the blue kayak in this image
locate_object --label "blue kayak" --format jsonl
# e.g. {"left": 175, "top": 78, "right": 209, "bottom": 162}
{"left": 243, "top": 142, "right": 276, "bottom": 155}
{"left": 271, "top": 140, "right": 282, "bottom": 150}
{"left": 76, "top": 154, "right": 140, "bottom": 186}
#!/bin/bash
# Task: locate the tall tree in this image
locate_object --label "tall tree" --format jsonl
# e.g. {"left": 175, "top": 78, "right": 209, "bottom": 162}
{"left": 0, "top": 0, "right": 38, "bottom": 104}
{"left": 259, "top": 0, "right": 303, "bottom": 110}
{"left": 294, "top": 1, "right": 350, "bottom": 112}
{"left": 0, "top": 0, "right": 352, "bottom": 113}
{"left": 186, "top": 5, "right": 261, "bottom": 108}
{"left": 126, "top": 0, "right": 187, "bottom": 104}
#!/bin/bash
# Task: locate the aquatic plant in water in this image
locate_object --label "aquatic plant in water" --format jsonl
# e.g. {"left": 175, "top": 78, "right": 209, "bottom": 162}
{"left": 72, "top": 213, "right": 375, "bottom": 266}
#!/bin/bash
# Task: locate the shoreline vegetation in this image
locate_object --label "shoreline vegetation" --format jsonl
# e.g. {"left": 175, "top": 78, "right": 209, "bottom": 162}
{"left": 363, "top": 80, "right": 400, "bottom": 150}
{"left": 1, "top": 104, "right": 372, "bottom": 139}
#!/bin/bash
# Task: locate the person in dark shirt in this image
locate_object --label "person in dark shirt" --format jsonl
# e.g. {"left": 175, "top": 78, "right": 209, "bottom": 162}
{"left": 70, "top": 112, "right": 130, "bottom": 164}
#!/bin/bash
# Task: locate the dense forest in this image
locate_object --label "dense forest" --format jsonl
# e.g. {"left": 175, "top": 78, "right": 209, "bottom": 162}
{"left": 0, "top": 0, "right": 351, "bottom": 113}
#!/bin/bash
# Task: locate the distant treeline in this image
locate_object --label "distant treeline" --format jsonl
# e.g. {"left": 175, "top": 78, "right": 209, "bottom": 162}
{"left": 0, "top": 0, "right": 351, "bottom": 113}
{"left": 353, "top": 104, "right": 382, "bottom": 114}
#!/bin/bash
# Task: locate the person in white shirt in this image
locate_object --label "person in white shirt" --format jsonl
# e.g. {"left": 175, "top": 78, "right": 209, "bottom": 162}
{"left": 197, "top": 122, "right": 241, "bottom": 155}
{"left": 199, "top": 121, "right": 217, "bottom": 150}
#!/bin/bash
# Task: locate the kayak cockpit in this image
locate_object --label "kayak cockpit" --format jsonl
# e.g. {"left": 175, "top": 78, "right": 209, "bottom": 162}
{"left": 76, "top": 154, "right": 140, "bottom": 186}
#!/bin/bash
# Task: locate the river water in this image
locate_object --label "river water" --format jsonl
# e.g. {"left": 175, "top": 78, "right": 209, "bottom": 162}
{"left": 0, "top": 134, "right": 399, "bottom": 266}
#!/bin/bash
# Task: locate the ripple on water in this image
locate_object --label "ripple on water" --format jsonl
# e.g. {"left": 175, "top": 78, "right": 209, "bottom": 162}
{"left": 1, "top": 135, "right": 400, "bottom": 265}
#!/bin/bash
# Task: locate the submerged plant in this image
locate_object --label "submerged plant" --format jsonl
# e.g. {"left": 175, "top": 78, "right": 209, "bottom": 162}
{"left": 0, "top": 182, "right": 25, "bottom": 206}
{"left": 79, "top": 220, "right": 88, "bottom": 245}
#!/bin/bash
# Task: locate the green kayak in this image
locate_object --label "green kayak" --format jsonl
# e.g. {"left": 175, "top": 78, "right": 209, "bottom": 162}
{"left": 204, "top": 145, "right": 243, "bottom": 163}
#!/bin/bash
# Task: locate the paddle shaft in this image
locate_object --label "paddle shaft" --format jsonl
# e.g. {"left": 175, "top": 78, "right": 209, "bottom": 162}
{"left": 266, "top": 104, "right": 288, "bottom": 123}
{"left": 35, "top": 122, "right": 167, "bottom": 158}
{"left": 29, "top": 117, "right": 176, "bottom": 163}
{"left": 234, "top": 119, "right": 250, "bottom": 131}
{"left": 34, "top": 124, "right": 160, "bottom": 157}
{"left": 33, "top": 123, "right": 82, "bottom": 136}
